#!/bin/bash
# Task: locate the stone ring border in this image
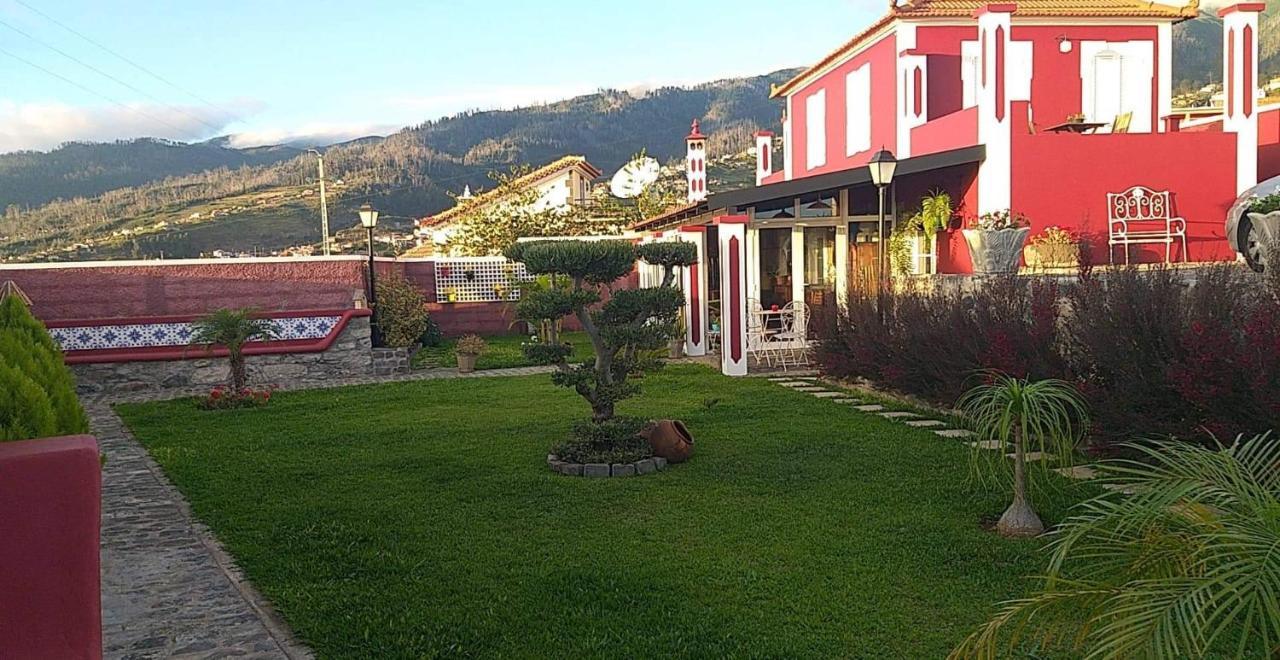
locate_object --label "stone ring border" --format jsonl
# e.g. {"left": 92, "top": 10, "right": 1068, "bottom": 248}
{"left": 547, "top": 454, "right": 669, "bottom": 477}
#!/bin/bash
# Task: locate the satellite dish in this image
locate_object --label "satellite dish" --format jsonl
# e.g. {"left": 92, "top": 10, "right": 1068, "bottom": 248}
{"left": 609, "top": 156, "right": 660, "bottom": 198}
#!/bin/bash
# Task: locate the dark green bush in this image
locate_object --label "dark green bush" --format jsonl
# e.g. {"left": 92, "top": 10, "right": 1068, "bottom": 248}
{"left": 0, "top": 294, "right": 88, "bottom": 441}
{"left": 375, "top": 272, "right": 430, "bottom": 348}
{"left": 553, "top": 416, "right": 652, "bottom": 464}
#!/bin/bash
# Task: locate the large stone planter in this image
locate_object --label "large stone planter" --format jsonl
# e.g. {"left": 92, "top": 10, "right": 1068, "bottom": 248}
{"left": 962, "top": 227, "right": 1031, "bottom": 274}
{"left": 456, "top": 353, "right": 478, "bottom": 373}
{"left": 1023, "top": 243, "right": 1079, "bottom": 270}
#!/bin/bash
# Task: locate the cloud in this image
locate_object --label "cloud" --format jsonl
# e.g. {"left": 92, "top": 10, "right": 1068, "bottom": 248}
{"left": 0, "top": 98, "right": 261, "bottom": 153}
{"left": 225, "top": 122, "right": 402, "bottom": 149}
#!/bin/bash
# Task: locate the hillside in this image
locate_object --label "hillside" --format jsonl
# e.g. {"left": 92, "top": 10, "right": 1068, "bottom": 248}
{"left": 1173, "top": 6, "right": 1280, "bottom": 91}
{"left": 0, "top": 69, "right": 796, "bottom": 261}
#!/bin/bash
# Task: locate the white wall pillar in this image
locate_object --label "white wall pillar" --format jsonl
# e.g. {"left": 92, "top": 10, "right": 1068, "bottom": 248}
{"left": 755, "top": 131, "right": 774, "bottom": 186}
{"left": 746, "top": 226, "right": 760, "bottom": 303}
{"left": 1157, "top": 22, "right": 1173, "bottom": 132}
{"left": 835, "top": 222, "right": 849, "bottom": 307}
{"left": 1222, "top": 3, "right": 1263, "bottom": 195}
{"left": 976, "top": 4, "right": 1015, "bottom": 213}
{"left": 678, "top": 227, "right": 709, "bottom": 357}
{"left": 791, "top": 225, "right": 805, "bottom": 308}
{"left": 717, "top": 216, "right": 749, "bottom": 376}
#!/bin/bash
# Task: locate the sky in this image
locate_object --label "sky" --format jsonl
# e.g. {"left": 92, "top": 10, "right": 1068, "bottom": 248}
{"left": 0, "top": 0, "right": 881, "bottom": 154}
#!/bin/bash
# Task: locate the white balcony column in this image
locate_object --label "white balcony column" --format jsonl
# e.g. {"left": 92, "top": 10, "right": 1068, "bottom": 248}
{"left": 717, "top": 215, "right": 750, "bottom": 376}
{"left": 1222, "top": 3, "right": 1264, "bottom": 194}
{"left": 678, "top": 226, "right": 709, "bottom": 357}
{"left": 791, "top": 225, "right": 805, "bottom": 307}
{"left": 975, "top": 3, "right": 1015, "bottom": 214}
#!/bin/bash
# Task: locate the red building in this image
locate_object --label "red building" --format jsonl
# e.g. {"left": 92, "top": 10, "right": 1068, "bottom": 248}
{"left": 636, "top": 0, "right": 1272, "bottom": 376}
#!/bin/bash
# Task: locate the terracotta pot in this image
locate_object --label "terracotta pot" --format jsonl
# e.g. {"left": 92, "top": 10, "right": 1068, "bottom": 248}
{"left": 456, "top": 353, "right": 478, "bottom": 373}
{"left": 642, "top": 419, "right": 694, "bottom": 463}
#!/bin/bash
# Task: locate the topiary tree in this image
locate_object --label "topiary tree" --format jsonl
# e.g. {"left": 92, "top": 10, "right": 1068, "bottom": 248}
{"left": 0, "top": 293, "right": 89, "bottom": 441}
{"left": 510, "top": 239, "right": 696, "bottom": 428}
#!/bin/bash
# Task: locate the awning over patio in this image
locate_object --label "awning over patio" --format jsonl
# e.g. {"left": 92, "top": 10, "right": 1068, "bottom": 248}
{"left": 708, "top": 144, "right": 986, "bottom": 213}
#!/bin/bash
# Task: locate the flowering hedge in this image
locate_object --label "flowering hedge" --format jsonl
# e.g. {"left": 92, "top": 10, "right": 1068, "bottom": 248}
{"left": 199, "top": 385, "right": 273, "bottom": 410}
{"left": 816, "top": 266, "right": 1280, "bottom": 449}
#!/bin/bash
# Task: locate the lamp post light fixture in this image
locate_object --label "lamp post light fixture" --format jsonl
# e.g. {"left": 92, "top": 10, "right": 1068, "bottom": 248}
{"left": 867, "top": 148, "right": 898, "bottom": 279}
{"left": 358, "top": 202, "right": 382, "bottom": 346}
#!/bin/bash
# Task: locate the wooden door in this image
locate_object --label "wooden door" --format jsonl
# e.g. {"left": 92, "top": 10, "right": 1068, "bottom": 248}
{"left": 849, "top": 241, "right": 880, "bottom": 296}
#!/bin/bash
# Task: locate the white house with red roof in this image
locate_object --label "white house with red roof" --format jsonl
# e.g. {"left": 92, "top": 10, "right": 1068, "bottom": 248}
{"left": 634, "top": 0, "right": 1276, "bottom": 376}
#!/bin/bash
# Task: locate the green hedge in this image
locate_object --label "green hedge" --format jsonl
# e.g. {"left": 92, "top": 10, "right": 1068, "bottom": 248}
{"left": 0, "top": 295, "right": 88, "bottom": 441}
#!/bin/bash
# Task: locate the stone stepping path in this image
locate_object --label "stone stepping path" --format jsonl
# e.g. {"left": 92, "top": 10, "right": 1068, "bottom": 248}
{"left": 934, "top": 429, "right": 974, "bottom": 438}
{"left": 878, "top": 411, "right": 919, "bottom": 420}
{"left": 904, "top": 419, "right": 945, "bottom": 428}
{"left": 794, "top": 386, "right": 828, "bottom": 392}
{"left": 1007, "top": 450, "right": 1054, "bottom": 462}
{"left": 969, "top": 440, "right": 1004, "bottom": 450}
{"left": 810, "top": 391, "right": 843, "bottom": 398}
{"left": 832, "top": 398, "right": 861, "bottom": 404}
{"left": 853, "top": 404, "right": 885, "bottom": 412}
{"left": 776, "top": 381, "right": 812, "bottom": 388}
{"left": 1055, "top": 465, "right": 1098, "bottom": 480}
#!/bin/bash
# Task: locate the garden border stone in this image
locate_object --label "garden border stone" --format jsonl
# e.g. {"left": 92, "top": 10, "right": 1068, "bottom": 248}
{"left": 549, "top": 454, "right": 669, "bottom": 478}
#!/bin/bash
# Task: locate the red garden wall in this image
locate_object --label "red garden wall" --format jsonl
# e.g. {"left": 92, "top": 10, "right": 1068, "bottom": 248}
{"left": 1011, "top": 109, "right": 1239, "bottom": 265}
{"left": 0, "top": 435, "right": 102, "bottom": 660}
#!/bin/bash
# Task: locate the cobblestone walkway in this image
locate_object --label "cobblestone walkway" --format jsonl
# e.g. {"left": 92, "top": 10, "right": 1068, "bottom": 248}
{"left": 91, "top": 364, "right": 555, "bottom": 658}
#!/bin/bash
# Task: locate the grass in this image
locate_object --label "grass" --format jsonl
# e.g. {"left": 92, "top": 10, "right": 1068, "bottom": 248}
{"left": 116, "top": 365, "right": 1095, "bottom": 658}
{"left": 412, "top": 331, "right": 594, "bottom": 370}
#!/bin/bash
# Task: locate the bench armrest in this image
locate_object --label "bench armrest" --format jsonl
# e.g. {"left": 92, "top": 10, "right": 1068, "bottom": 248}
{"left": 1168, "top": 216, "right": 1187, "bottom": 235}
{"left": 1109, "top": 218, "right": 1129, "bottom": 236}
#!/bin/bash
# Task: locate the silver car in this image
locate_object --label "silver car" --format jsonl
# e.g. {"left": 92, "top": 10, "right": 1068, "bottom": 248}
{"left": 1226, "top": 177, "right": 1280, "bottom": 272}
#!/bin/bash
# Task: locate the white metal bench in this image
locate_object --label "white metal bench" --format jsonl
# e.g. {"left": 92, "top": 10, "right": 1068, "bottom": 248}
{"left": 1107, "top": 186, "right": 1188, "bottom": 264}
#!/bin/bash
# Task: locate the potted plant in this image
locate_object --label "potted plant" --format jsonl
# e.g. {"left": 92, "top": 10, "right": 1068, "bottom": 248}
{"left": 890, "top": 189, "right": 953, "bottom": 276}
{"left": 1245, "top": 192, "right": 1280, "bottom": 267}
{"left": 962, "top": 210, "right": 1032, "bottom": 274}
{"left": 669, "top": 312, "right": 686, "bottom": 358}
{"left": 1023, "top": 226, "right": 1080, "bottom": 270}
{"left": 454, "top": 334, "right": 486, "bottom": 373}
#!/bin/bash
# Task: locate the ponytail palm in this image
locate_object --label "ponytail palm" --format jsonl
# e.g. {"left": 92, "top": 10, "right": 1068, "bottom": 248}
{"left": 953, "top": 434, "right": 1280, "bottom": 659}
{"left": 190, "top": 308, "right": 278, "bottom": 391}
{"left": 958, "top": 375, "right": 1088, "bottom": 537}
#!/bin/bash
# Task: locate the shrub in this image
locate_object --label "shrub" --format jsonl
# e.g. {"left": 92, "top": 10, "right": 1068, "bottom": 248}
{"left": 455, "top": 334, "right": 487, "bottom": 356}
{"left": 553, "top": 416, "right": 652, "bottom": 464}
{"left": 819, "top": 265, "right": 1279, "bottom": 450}
{"left": 375, "top": 272, "right": 430, "bottom": 348}
{"left": 198, "top": 385, "right": 273, "bottom": 410}
{"left": 418, "top": 316, "right": 443, "bottom": 347}
{"left": 0, "top": 294, "right": 88, "bottom": 441}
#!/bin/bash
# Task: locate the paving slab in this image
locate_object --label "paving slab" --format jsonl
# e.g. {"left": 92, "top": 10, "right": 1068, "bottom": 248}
{"left": 810, "top": 391, "right": 843, "bottom": 398}
{"left": 969, "top": 440, "right": 1004, "bottom": 450}
{"left": 833, "top": 398, "right": 861, "bottom": 404}
{"left": 933, "top": 429, "right": 975, "bottom": 439}
{"left": 794, "top": 386, "right": 827, "bottom": 392}
{"left": 1006, "top": 451, "right": 1054, "bottom": 462}
{"left": 878, "top": 411, "right": 920, "bottom": 419}
{"left": 853, "top": 404, "right": 885, "bottom": 412}
{"left": 1055, "top": 465, "right": 1098, "bottom": 480}
{"left": 904, "top": 419, "right": 945, "bottom": 428}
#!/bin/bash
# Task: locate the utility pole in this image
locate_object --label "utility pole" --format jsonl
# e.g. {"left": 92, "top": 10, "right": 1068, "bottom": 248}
{"left": 307, "top": 149, "right": 331, "bottom": 255}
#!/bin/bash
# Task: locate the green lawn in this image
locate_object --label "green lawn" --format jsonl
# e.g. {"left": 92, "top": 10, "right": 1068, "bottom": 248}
{"left": 117, "top": 365, "right": 1093, "bottom": 658}
{"left": 412, "top": 331, "right": 593, "bottom": 370}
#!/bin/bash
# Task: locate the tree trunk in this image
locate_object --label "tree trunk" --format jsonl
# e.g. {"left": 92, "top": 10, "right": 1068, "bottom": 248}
{"left": 229, "top": 353, "right": 247, "bottom": 392}
{"left": 997, "top": 425, "right": 1045, "bottom": 538}
{"left": 591, "top": 400, "right": 614, "bottom": 422}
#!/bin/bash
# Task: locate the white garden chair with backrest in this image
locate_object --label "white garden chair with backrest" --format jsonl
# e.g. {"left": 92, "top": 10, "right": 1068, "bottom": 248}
{"left": 775, "top": 301, "right": 812, "bottom": 366}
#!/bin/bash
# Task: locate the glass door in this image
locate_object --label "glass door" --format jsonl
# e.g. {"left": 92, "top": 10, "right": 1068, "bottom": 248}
{"left": 803, "top": 226, "right": 836, "bottom": 310}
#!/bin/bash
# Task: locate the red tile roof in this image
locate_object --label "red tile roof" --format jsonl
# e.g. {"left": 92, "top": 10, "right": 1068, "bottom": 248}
{"left": 771, "top": 0, "right": 1199, "bottom": 98}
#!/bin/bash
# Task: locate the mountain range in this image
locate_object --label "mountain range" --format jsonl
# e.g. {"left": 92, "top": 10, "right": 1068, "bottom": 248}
{"left": 2, "top": 11, "right": 1278, "bottom": 261}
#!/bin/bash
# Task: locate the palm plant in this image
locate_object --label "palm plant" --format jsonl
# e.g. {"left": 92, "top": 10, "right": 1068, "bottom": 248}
{"left": 953, "top": 434, "right": 1280, "bottom": 659}
{"left": 957, "top": 374, "right": 1088, "bottom": 537}
{"left": 190, "top": 308, "right": 277, "bottom": 391}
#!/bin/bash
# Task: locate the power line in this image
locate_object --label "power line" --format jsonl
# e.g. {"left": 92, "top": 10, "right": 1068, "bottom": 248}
{"left": 0, "top": 17, "right": 226, "bottom": 135}
{"left": 0, "top": 44, "right": 206, "bottom": 141}
{"left": 12, "top": 0, "right": 243, "bottom": 124}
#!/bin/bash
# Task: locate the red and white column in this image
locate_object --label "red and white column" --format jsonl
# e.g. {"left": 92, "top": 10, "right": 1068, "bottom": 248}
{"left": 975, "top": 3, "right": 1015, "bottom": 214}
{"left": 1222, "top": 3, "right": 1264, "bottom": 195}
{"left": 754, "top": 131, "right": 774, "bottom": 186}
{"left": 717, "top": 215, "right": 749, "bottom": 376}
{"left": 678, "top": 226, "right": 708, "bottom": 357}
{"left": 686, "top": 119, "right": 708, "bottom": 203}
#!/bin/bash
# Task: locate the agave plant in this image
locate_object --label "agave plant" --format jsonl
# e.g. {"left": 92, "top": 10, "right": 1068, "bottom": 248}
{"left": 957, "top": 374, "right": 1088, "bottom": 537}
{"left": 190, "top": 308, "right": 278, "bottom": 391}
{"left": 952, "top": 434, "right": 1280, "bottom": 659}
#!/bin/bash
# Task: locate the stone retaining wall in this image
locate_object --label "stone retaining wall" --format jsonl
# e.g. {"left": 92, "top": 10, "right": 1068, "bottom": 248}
{"left": 371, "top": 345, "right": 415, "bottom": 377}
{"left": 71, "top": 316, "right": 373, "bottom": 396}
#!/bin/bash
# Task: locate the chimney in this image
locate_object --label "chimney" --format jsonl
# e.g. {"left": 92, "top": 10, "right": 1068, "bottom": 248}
{"left": 754, "top": 131, "right": 774, "bottom": 186}
{"left": 685, "top": 119, "right": 708, "bottom": 203}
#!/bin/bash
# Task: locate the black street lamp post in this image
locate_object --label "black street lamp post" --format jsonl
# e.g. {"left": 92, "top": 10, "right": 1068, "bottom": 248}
{"left": 358, "top": 202, "right": 382, "bottom": 346}
{"left": 867, "top": 149, "right": 898, "bottom": 322}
